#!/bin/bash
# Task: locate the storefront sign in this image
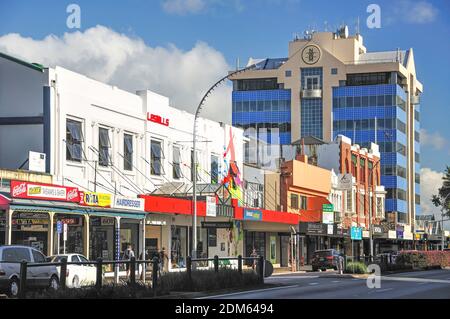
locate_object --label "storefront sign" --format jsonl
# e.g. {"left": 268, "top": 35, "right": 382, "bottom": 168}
{"left": 322, "top": 204, "right": 334, "bottom": 224}
{"left": 327, "top": 224, "right": 334, "bottom": 235}
{"left": 101, "top": 217, "right": 115, "bottom": 226}
{"left": 147, "top": 113, "right": 169, "bottom": 127}
{"left": 337, "top": 173, "right": 353, "bottom": 190}
{"left": 299, "top": 222, "right": 327, "bottom": 235}
{"left": 363, "top": 230, "right": 370, "bottom": 238}
{"left": 351, "top": 227, "right": 362, "bottom": 240}
{"left": 201, "top": 222, "right": 233, "bottom": 229}
{"left": 28, "top": 151, "right": 46, "bottom": 173}
{"left": 403, "top": 231, "right": 413, "bottom": 240}
{"left": 388, "top": 230, "right": 397, "bottom": 239}
{"left": 243, "top": 209, "right": 262, "bottom": 221}
{"left": 10, "top": 181, "right": 80, "bottom": 202}
{"left": 112, "top": 196, "right": 144, "bottom": 211}
{"left": 57, "top": 221, "right": 62, "bottom": 234}
{"left": 206, "top": 196, "right": 217, "bottom": 217}
{"left": 79, "top": 191, "right": 112, "bottom": 207}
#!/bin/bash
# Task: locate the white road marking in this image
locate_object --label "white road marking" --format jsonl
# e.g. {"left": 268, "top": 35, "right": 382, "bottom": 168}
{"left": 267, "top": 275, "right": 319, "bottom": 280}
{"left": 375, "top": 288, "right": 394, "bottom": 293}
{"left": 197, "top": 284, "right": 300, "bottom": 299}
{"left": 381, "top": 276, "right": 450, "bottom": 284}
{"left": 332, "top": 281, "right": 341, "bottom": 283}
{"left": 308, "top": 282, "right": 319, "bottom": 285}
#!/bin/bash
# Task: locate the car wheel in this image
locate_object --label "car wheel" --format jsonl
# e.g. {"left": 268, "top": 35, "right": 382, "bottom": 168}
{"left": 8, "top": 277, "right": 20, "bottom": 298}
{"left": 72, "top": 275, "right": 80, "bottom": 288}
{"left": 49, "top": 275, "right": 59, "bottom": 291}
{"left": 321, "top": 268, "right": 327, "bottom": 272}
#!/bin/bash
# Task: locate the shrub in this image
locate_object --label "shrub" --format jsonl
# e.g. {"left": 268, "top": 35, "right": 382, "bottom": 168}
{"left": 344, "top": 262, "right": 367, "bottom": 274}
{"left": 159, "top": 269, "right": 261, "bottom": 293}
{"left": 396, "top": 251, "right": 450, "bottom": 270}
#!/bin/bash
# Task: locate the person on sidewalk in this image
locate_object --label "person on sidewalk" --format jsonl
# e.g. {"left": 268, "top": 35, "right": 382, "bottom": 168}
{"left": 158, "top": 247, "right": 169, "bottom": 277}
{"left": 250, "top": 248, "right": 258, "bottom": 270}
{"left": 123, "top": 244, "right": 135, "bottom": 279}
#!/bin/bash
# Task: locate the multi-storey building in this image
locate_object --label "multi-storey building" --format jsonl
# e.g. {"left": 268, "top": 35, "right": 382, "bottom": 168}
{"left": 229, "top": 28, "right": 422, "bottom": 229}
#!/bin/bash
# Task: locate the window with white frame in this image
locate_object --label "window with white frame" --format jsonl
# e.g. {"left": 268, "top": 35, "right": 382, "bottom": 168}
{"left": 66, "top": 119, "right": 83, "bottom": 162}
{"left": 99, "top": 127, "right": 111, "bottom": 167}
{"left": 123, "top": 133, "right": 133, "bottom": 171}
{"left": 304, "top": 75, "right": 321, "bottom": 90}
{"left": 151, "top": 140, "right": 165, "bottom": 176}
{"left": 376, "top": 197, "right": 384, "bottom": 218}
{"left": 173, "top": 146, "right": 182, "bottom": 180}
{"left": 346, "top": 190, "right": 353, "bottom": 213}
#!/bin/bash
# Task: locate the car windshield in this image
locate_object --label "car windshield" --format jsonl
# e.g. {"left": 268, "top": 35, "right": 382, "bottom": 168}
{"left": 50, "top": 256, "right": 69, "bottom": 262}
{"left": 315, "top": 250, "right": 333, "bottom": 257}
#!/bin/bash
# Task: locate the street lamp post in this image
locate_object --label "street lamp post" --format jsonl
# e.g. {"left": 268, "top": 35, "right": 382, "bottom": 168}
{"left": 440, "top": 193, "right": 450, "bottom": 250}
{"left": 368, "top": 159, "right": 381, "bottom": 262}
{"left": 191, "top": 64, "right": 257, "bottom": 260}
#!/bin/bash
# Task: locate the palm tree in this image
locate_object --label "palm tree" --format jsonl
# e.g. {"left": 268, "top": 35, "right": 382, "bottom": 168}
{"left": 432, "top": 166, "right": 450, "bottom": 217}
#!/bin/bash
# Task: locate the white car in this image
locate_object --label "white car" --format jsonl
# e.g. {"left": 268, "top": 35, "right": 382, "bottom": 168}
{"left": 49, "top": 254, "right": 96, "bottom": 288}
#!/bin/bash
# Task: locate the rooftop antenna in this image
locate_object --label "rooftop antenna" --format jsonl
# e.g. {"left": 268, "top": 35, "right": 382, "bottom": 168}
{"left": 236, "top": 57, "right": 240, "bottom": 70}
{"left": 356, "top": 17, "right": 360, "bottom": 35}
{"left": 324, "top": 21, "right": 329, "bottom": 32}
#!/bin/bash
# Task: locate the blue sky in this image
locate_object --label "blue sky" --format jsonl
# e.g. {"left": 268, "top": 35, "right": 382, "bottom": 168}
{"left": 0, "top": 0, "right": 449, "bottom": 201}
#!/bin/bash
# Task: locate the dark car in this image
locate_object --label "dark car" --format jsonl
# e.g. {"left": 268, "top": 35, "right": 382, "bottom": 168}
{"left": 311, "top": 249, "right": 344, "bottom": 272}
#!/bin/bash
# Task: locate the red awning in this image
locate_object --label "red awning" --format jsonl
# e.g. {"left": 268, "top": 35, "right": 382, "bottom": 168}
{"left": 0, "top": 194, "right": 10, "bottom": 207}
{"left": 298, "top": 196, "right": 331, "bottom": 223}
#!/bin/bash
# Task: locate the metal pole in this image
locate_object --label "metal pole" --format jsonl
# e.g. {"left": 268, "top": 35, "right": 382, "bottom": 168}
{"left": 442, "top": 208, "right": 445, "bottom": 251}
{"left": 191, "top": 63, "right": 257, "bottom": 262}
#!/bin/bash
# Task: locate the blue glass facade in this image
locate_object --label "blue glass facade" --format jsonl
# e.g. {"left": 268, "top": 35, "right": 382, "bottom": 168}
{"left": 232, "top": 89, "right": 292, "bottom": 145}
{"left": 332, "top": 84, "right": 420, "bottom": 223}
{"left": 301, "top": 68, "right": 323, "bottom": 139}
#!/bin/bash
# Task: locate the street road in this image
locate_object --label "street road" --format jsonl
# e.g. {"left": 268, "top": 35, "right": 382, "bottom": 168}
{"left": 203, "top": 269, "right": 450, "bottom": 299}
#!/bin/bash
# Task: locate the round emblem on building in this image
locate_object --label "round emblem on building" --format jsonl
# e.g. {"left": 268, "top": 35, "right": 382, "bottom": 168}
{"left": 301, "top": 45, "right": 321, "bottom": 65}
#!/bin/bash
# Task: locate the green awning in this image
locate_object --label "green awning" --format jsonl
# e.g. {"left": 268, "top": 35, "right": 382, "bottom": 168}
{"left": 10, "top": 204, "right": 87, "bottom": 215}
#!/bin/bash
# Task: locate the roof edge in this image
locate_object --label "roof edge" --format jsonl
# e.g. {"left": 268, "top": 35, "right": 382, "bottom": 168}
{"left": 0, "top": 51, "right": 45, "bottom": 72}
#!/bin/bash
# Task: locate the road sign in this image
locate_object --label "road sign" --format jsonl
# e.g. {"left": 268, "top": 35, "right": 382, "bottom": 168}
{"left": 56, "top": 221, "right": 62, "bottom": 234}
{"left": 63, "top": 223, "right": 68, "bottom": 241}
{"left": 351, "top": 227, "right": 362, "bottom": 240}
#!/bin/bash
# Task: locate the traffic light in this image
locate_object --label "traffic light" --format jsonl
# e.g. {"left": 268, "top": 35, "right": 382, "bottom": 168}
{"left": 423, "top": 233, "right": 428, "bottom": 241}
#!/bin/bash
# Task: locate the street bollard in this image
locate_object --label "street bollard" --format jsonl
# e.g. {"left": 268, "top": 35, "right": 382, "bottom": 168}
{"left": 238, "top": 255, "right": 242, "bottom": 275}
{"left": 186, "top": 256, "right": 192, "bottom": 281}
{"left": 130, "top": 257, "right": 136, "bottom": 285}
{"left": 258, "top": 256, "right": 264, "bottom": 284}
{"left": 214, "top": 255, "right": 219, "bottom": 273}
{"left": 96, "top": 258, "right": 103, "bottom": 289}
{"left": 152, "top": 257, "right": 158, "bottom": 296}
{"left": 60, "top": 258, "right": 67, "bottom": 290}
{"left": 19, "top": 260, "right": 27, "bottom": 299}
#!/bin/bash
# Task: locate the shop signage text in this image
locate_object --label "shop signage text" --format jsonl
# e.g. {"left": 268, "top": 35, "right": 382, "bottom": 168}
{"left": 351, "top": 227, "right": 362, "bottom": 240}
{"left": 112, "top": 196, "right": 144, "bottom": 211}
{"left": 201, "top": 222, "right": 233, "bottom": 229}
{"left": 322, "top": 204, "right": 334, "bottom": 224}
{"left": 206, "top": 196, "right": 217, "bottom": 217}
{"left": 79, "top": 191, "right": 112, "bottom": 207}
{"left": 147, "top": 113, "right": 169, "bottom": 127}
{"left": 299, "top": 222, "right": 327, "bottom": 235}
{"left": 243, "top": 209, "right": 262, "bottom": 221}
{"left": 10, "top": 181, "right": 80, "bottom": 202}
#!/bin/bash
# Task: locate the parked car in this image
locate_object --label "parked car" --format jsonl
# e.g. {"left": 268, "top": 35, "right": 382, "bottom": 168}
{"left": 48, "top": 254, "right": 96, "bottom": 288}
{"left": 311, "top": 249, "right": 344, "bottom": 272}
{"left": 0, "top": 245, "right": 59, "bottom": 297}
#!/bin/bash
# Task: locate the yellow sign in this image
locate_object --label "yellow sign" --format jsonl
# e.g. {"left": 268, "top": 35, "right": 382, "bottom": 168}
{"left": 80, "top": 191, "right": 112, "bottom": 207}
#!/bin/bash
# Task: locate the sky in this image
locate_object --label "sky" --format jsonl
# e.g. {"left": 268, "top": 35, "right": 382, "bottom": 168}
{"left": 0, "top": 0, "right": 449, "bottom": 223}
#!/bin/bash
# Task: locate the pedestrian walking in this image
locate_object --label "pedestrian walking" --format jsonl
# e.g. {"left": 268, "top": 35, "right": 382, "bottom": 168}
{"left": 123, "top": 244, "right": 135, "bottom": 279}
{"left": 250, "top": 248, "right": 258, "bottom": 270}
{"left": 158, "top": 247, "right": 169, "bottom": 276}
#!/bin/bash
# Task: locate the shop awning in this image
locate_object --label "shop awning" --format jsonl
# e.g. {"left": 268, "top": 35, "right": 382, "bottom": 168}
{"left": 9, "top": 200, "right": 146, "bottom": 220}
{"left": 0, "top": 193, "right": 11, "bottom": 208}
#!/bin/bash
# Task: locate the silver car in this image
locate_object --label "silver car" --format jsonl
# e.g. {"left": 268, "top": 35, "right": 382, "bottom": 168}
{"left": 0, "top": 245, "right": 60, "bottom": 297}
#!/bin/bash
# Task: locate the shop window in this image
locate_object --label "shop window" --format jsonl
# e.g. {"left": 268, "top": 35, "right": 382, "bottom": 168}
{"left": 151, "top": 140, "right": 164, "bottom": 176}
{"left": 99, "top": 127, "right": 111, "bottom": 167}
{"left": 208, "top": 228, "right": 217, "bottom": 247}
{"left": 124, "top": 133, "right": 133, "bottom": 171}
{"left": 171, "top": 226, "right": 188, "bottom": 268}
{"left": 66, "top": 119, "right": 83, "bottom": 162}
{"left": 172, "top": 146, "right": 182, "bottom": 180}
{"left": 360, "top": 158, "right": 366, "bottom": 184}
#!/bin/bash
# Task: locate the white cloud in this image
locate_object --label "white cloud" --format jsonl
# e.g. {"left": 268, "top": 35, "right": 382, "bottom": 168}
{"left": 393, "top": 0, "right": 438, "bottom": 24}
{"left": 162, "top": 0, "right": 206, "bottom": 15}
{"left": 420, "top": 167, "right": 449, "bottom": 229}
{"left": 420, "top": 129, "right": 446, "bottom": 150}
{"left": 0, "top": 25, "right": 232, "bottom": 123}
{"left": 405, "top": 1, "right": 438, "bottom": 24}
